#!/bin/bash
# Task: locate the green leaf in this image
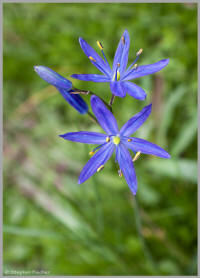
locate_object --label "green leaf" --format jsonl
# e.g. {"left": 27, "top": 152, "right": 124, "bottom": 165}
{"left": 145, "top": 158, "right": 197, "bottom": 183}
{"left": 171, "top": 111, "right": 197, "bottom": 156}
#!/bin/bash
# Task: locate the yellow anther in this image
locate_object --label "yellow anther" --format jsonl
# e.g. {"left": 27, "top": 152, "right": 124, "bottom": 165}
{"left": 136, "top": 48, "right": 143, "bottom": 56}
{"left": 127, "top": 139, "right": 132, "bottom": 142}
{"left": 89, "top": 151, "right": 95, "bottom": 156}
{"left": 113, "top": 70, "right": 121, "bottom": 81}
{"left": 131, "top": 64, "right": 138, "bottom": 70}
{"left": 106, "top": 137, "right": 110, "bottom": 142}
{"left": 118, "top": 169, "right": 123, "bottom": 177}
{"left": 97, "top": 165, "right": 104, "bottom": 172}
{"left": 122, "top": 36, "right": 125, "bottom": 44}
{"left": 113, "top": 136, "right": 120, "bottom": 145}
{"left": 89, "top": 56, "right": 96, "bottom": 62}
{"left": 97, "top": 41, "right": 103, "bottom": 50}
{"left": 132, "top": 151, "right": 141, "bottom": 162}
{"left": 117, "top": 63, "right": 120, "bottom": 67}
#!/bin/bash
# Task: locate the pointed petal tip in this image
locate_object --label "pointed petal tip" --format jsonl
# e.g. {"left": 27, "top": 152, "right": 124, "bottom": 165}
{"left": 34, "top": 65, "right": 41, "bottom": 72}
{"left": 140, "top": 94, "right": 147, "bottom": 101}
{"left": 123, "top": 29, "right": 129, "bottom": 36}
{"left": 144, "top": 103, "right": 152, "bottom": 113}
{"left": 79, "top": 37, "right": 84, "bottom": 43}
{"left": 79, "top": 37, "right": 87, "bottom": 48}
{"left": 78, "top": 179, "right": 82, "bottom": 185}
{"left": 90, "top": 94, "right": 98, "bottom": 102}
{"left": 165, "top": 153, "right": 171, "bottom": 159}
{"left": 160, "top": 58, "right": 169, "bottom": 67}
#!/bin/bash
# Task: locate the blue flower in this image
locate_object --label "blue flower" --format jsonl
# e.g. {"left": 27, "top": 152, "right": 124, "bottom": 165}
{"left": 59, "top": 95, "right": 170, "bottom": 195}
{"left": 71, "top": 30, "right": 169, "bottom": 100}
{"left": 34, "top": 66, "right": 88, "bottom": 114}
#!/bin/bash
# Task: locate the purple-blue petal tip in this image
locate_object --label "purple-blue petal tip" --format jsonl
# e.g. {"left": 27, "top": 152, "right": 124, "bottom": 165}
{"left": 163, "top": 58, "right": 170, "bottom": 66}
{"left": 164, "top": 153, "right": 171, "bottom": 159}
{"left": 34, "top": 65, "right": 72, "bottom": 90}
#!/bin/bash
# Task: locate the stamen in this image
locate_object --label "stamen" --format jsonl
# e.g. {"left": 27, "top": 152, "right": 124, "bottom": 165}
{"left": 131, "top": 63, "right": 138, "bottom": 70}
{"left": 132, "top": 151, "right": 141, "bottom": 162}
{"left": 97, "top": 165, "right": 104, "bottom": 172}
{"left": 127, "top": 139, "right": 132, "bottom": 142}
{"left": 97, "top": 41, "right": 103, "bottom": 50}
{"left": 126, "top": 48, "right": 143, "bottom": 72}
{"left": 89, "top": 56, "right": 96, "bottom": 62}
{"left": 114, "top": 63, "right": 120, "bottom": 81}
{"left": 118, "top": 169, "right": 123, "bottom": 177}
{"left": 89, "top": 151, "right": 95, "bottom": 156}
{"left": 96, "top": 41, "right": 110, "bottom": 68}
{"left": 122, "top": 36, "right": 125, "bottom": 45}
{"left": 106, "top": 136, "right": 110, "bottom": 142}
{"left": 136, "top": 48, "right": 143, "bottom": 56}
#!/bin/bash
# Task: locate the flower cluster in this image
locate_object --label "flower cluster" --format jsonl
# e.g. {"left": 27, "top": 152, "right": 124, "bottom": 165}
{"left": 34, "top": 30, "right": 170, "bottom": 195}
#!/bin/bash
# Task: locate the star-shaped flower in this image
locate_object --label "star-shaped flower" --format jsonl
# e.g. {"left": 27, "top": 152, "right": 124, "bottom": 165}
{"left": 60, "top": 95, "right": 170, "bottom": 195}
{"left": 34, "top": 66, "right": 88, "bottom": 114}
{"left": 71, "top": 30, "right": 169, "bottom": 100}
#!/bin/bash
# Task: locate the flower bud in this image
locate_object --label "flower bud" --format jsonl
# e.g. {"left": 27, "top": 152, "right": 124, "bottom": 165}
{"left": 34, "top": 66, "right": 72, "bottom": 90}
{"left": 34, "top": 65, "right": 88, "bottom": 114}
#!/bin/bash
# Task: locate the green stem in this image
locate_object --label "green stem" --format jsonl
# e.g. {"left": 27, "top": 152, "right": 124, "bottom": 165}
{"left": 92, "top": 175, "right": 104, "bottom": 235}
{"left": 109, "top": 95, "right": 115, "bottom": 107}
{"left": 133, "top": 197, "right": 157, "bottom": 273}
{"left": 87, "top": 111, "right": 99, "bottom": 125}
{"left": 73, "top": 87, "right": 112, "bottom": 112}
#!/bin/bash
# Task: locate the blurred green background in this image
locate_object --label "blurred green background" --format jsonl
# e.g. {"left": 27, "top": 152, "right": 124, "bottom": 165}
{"left": 3, "top": 3, "right": 197, "bottom": 276}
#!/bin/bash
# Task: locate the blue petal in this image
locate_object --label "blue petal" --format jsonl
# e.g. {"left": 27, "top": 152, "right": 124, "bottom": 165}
{"left": 59, "top": 131, "right": 107, "bottom": 144}
{"left": 78, "top": 142, "right": 114, "bottom": 184}
{"left": 123, "top": 137, "right": 171, "bottom": 159}
{"left": 110, "top": 81, "right": 126, "bottom": 97}
{"left": 121, "top": 81, "right": 146, "bottom": 100}
{"left": 57, "top": 87, "right": 88, "bottom": 114}
{"left": 34, "top": 66, "right": 72, "bottom": 90}
{"left": 79, "top": 38, "right": 112, "bottom": 76}
{"left": 91, "top": 95, "right": 119, "bottom": 135}
{"left": 123, "top": 59, "right": 169, "bottom": 81}
{"left": 113, "top": 30, "right": 130, "bottom": 74}
{"left": 120, "top": 104, "right": 152, "bottom": 136}
{"left": 71, "top": 74, "right": 110, "bottom": 82}
{"left": 116, "top": 144, "right": 137, "bottom": 195}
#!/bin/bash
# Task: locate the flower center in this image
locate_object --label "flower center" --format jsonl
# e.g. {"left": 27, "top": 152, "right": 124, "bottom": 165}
{"left": 113, "top": 136, "right": 120, "bottom": 145}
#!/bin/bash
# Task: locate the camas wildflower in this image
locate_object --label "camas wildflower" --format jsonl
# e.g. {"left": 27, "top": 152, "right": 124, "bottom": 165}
{"left": 34, "top": 66, "right": 88, "bottom": 114}
{"left": 71, "top": 30, "right": 169, "bottom": 100}
{"left": 59, "top": 95, "right": 170, "bottom": 195}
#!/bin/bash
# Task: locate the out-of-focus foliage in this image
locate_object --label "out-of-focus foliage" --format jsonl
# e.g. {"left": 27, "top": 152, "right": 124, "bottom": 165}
{"left": 3, "top": 3, "right": 197, "bottom": 276}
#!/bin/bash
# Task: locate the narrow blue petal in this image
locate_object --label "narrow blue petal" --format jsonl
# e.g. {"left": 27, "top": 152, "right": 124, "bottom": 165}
{"left": 123, "top": 137, "right": 171, "bottom": 159}
{"left": 78, "top": 142, "right": 114, "bottom": 184}
{"left": 71, "top": 74, "right": 110, "bottom": 82}
{"left": 34, "top": 66, "right": 72, "bottom": 90}
{"left": 79, "top": 38, "right": 112, "bottom": 76}
{"left": 59, "top": 131, "right": 107, "bottom": 144}
{"left": 120, "top": 104, "right": 152, "bottom": 136}
{"left": 110, "top": 81, "right": 126, "bottom": 97}
{"left": 91, "top": 95, "right": 119, "bottom": 135}
{"left": 113, "top": 30, "right": 130, "bottom": 74}
{"left": 57, "top": 87, "right": 88, "bottom": 114}
{"left": 121, "top": 81, "right": 146, "bottom": 100}
{"left": 116, "top": 144, "right": 137, "bottom": 195}
{"left": 123, "top": 59, "right": 169, "bottom": 81}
